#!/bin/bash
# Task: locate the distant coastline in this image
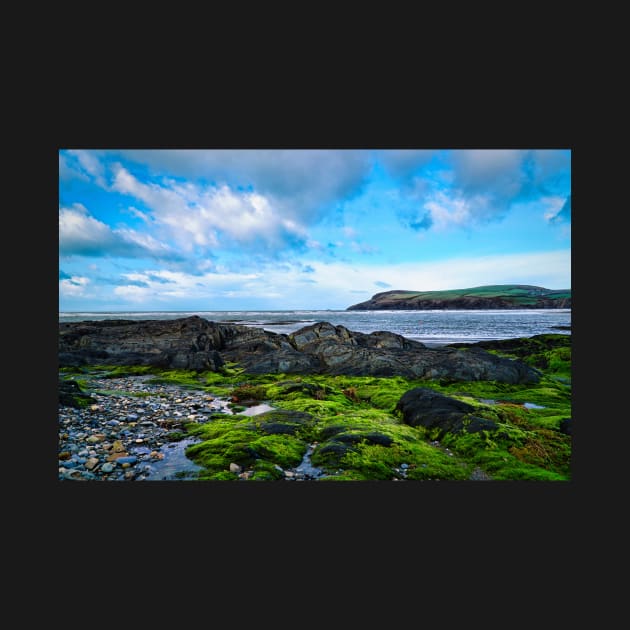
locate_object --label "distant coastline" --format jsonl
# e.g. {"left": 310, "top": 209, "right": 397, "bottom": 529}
{"left": 346, "top": 284, "right": 571, "bottom": 311}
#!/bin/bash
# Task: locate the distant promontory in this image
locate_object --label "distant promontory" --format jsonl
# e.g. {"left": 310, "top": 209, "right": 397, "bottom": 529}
{"left": 346, "top": 284, "right": 571, "bottom": 310}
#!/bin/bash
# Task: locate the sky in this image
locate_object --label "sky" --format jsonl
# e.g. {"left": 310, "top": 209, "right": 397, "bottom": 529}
{"left": 59, "top": 149, "right": 571, "bottom": 311}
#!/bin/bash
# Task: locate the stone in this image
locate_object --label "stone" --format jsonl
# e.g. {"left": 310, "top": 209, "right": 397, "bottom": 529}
{"left": 58, "top": 316, "right": 539, "bottom": 383}
{"left": 229, "top": 463, "right": 242, "bottom": 473}
{"left": 396, "top": 388, "right": 498, "bottom": 436}
{"left": 107, "top": 451, "right": 130, "bottom": 461}
{"left": 85, "top": 457, "right": 99, "bottom": 470}
{"left": 559, "top": 418, "right": 572, "bottom": 435}
{"left": 116, "top": 456, "right": 138, "bottom": 465}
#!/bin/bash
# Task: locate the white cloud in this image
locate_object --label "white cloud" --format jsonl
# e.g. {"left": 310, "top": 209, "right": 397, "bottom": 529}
{"left": 59, "top": 204, "right": 113, "bottom": 255}
{"left": 59, "top": 275, "right": 91, "bottom": 297}
{"left": 59, "top": 153, "right": 88, "bottom": 182}
{"left": 113, "top": 268, "right": 265, "bottom": 304}
{"left": 423, "top": 192, "right": 473, "bottom": 230}
{"left": 542, "top": 196, "right": 566, "bottom": 222}
{"left": 67, "top": 150, "right": 107, "bottom": 186}
{"left": 59, "top": 203, "right": 178, "bottom": 260}
{"left": 127, "top": 206, "right": 152, "bottom": 223}
{"left": 119, "top": 149, "right": 372, "bottom": 224}
{"left": 113, "top": 285, "right": 154, "bottom": 302}
{"left": 110, "top": 165, "right": 308, "bottom": 253}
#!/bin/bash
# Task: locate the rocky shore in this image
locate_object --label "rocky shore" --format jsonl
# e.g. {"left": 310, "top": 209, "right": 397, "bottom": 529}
{"left": 58, "top": 325, "right": 571, "bottom": 482}
{"left": 58, "top": 373, "right": 323, "bottom": 481}
{"left": 59, "top": 317, "right": 540, "bottom": 384}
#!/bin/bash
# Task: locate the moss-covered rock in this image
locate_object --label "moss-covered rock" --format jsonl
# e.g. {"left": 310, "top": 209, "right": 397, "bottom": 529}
{"left": 58, "top": 379, "right": 97, "bottom": 408}
{"left": 64, "top": 330, "right": 571, "bottom": 481}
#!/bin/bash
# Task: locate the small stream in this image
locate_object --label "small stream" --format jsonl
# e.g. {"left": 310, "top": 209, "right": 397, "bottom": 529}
{"left": 137, "top": 398, "right": 317, "bottom": 480}
{"left": 292, "top": 443, "right": 324, "bottom": 480}
{"left": 479, "top": 398, "right": 545, "bottom": 410}
{"left": 138, "top": 438, "right": 203, "bottom": 480}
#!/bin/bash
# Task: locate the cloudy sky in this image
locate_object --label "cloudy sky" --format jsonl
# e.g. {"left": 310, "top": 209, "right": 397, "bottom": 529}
{"left": 59, "top": 149, "right": 571, "bottom": 311}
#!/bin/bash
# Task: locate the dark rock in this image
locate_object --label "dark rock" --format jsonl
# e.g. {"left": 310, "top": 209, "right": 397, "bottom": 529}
{"left": 447, "top": 333, "right": 570, "bottom": 356}
{"left": 256, "top": 409, "right": 314, "bottom": 425}
{"left": 396, "top": 387, "right": 498, "bottom": 436}
{"left": 273, "top": 380, "right": 333, "bottom": 397}
{"left": 59, "top": 379, "right": 97, "bottom": 408}
{"left": 59, "top": 316, "right": 541, "bottom": 384}
{"left": 258, "top": 422, "right": 300, "bottom": 435}
{"left": 559, "top": 418, "right": 572, "bottom": 435}
{"left": 311, "top": 441, "right": 356, "bottom": 465}
{"left": 332, "top": 431, "right": 393, "bottom": 447}
{"left": 319, "top": 424, "right": 358, "bottom": 441}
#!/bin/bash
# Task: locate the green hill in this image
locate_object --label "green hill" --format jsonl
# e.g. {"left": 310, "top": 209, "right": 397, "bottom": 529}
{"left": 346, "top": 284, "right": 571, "bottom": 310}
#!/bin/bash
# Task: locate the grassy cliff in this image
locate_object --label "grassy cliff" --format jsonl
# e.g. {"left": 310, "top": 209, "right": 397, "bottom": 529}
{"left": 346, "top": 284, "right": 571, "bottom": 310}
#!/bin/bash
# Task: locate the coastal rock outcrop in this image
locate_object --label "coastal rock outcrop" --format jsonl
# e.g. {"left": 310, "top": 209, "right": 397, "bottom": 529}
{"left": 395, "top": 387, "right": 498, "bottom": 435}
{"left": 59, "top": 316, "right": 541, "bottom": 384}
{"left": 58, "top": 379, "right": 97, "bottom": 408}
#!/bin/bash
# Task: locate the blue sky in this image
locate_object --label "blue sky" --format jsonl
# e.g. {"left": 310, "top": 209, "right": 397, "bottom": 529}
{"left": 59, "top": 149, "right": 571, "bottom": 311}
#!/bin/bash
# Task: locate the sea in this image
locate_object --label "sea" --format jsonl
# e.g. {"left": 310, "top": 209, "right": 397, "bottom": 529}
{"left": 58, "top": 309, "right": 571, "bottom": 347}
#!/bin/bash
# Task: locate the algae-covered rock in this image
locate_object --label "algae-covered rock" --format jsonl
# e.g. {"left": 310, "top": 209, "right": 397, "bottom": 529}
{"left": 396, "top": 387, "right": 498, "bottom": 435}
{"left": 58, "top": 379, "right": 97, "bottom": 408}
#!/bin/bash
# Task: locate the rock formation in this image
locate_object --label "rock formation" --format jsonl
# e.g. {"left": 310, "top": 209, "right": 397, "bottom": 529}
{"left": 59, "top": 316, "right": 541, "bottom": 384}
{"left": 395, "top": 387, "right": 498, "bottom": 435}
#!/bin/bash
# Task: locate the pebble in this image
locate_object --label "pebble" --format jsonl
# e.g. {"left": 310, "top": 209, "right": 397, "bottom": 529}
{"left": 116, "top": 456, "right": 138, "bottom": 465}
{"left": 58, "top": 373, "right": 320, "bottom": 481}
{"left": 59, "top": 372, "right": 239, "bottom": 482}
{"left": 58, "top": 371, "right": 374, "bottom": 482}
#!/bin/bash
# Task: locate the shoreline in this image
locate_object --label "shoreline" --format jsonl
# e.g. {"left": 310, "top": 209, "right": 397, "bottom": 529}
{"left": 58, "top": 329, "right": 572, "bottom": 482}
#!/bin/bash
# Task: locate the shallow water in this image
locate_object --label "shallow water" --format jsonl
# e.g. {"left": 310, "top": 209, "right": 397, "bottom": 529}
{"left": 523, "top": 402, "right": 545, "bottom": 409}
{"left": 239, "top": 403, "right": 274, "bottom": 416}
{"left": 139, "top": 399, "right": 278, "bottom": 480}
{"left": 293, "top": 444, "right": 324, "bottom": 479}
{"left": 140, "top": 438, "right": 203, "bottom": 480}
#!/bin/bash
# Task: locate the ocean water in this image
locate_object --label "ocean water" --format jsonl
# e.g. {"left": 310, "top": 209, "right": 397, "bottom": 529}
{"left": 58, "top": 308, "right": 571, "bottom": 347}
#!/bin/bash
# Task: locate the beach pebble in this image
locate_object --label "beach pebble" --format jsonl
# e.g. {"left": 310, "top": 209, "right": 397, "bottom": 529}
{"left": 59, "top": 371, "right": 271, "bottom": 482}
{"left": 116, "top": 456, "right": 138, "bottom": 465}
